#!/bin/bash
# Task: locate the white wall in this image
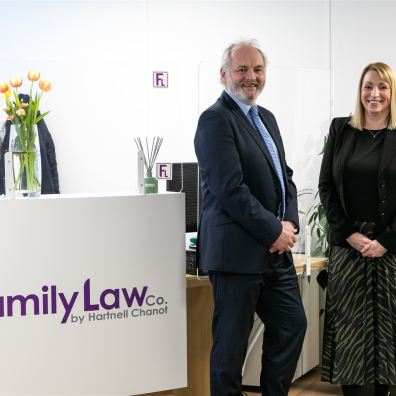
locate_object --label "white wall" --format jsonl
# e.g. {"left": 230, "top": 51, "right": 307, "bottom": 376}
{"left": 1, "top": 1, "right": 147, "bottom": 194}
{"left": 1, "top": 0, "right": 394, "bottom": 212}
{"left": 0, "top": 0, "right": 329, "bottom": 198}
{"left": 331, "top": 1, "right": 396, "bottom": 118}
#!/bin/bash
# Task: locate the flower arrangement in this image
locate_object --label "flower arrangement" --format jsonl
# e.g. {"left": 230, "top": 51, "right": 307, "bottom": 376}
{"left": 0, "top": 71, "right": 52, "bottom": 193}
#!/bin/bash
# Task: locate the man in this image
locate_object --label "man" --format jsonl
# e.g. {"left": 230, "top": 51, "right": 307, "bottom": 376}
{"left": 194, "top": 40, "right": 307, "bottom": 396}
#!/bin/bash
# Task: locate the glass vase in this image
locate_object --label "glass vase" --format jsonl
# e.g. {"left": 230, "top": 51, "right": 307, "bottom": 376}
{"left": 144, "top": 169, "right": 158, "bottom": 194}
{"left": 9, "top": 124, "right": 41, "bottom": 197}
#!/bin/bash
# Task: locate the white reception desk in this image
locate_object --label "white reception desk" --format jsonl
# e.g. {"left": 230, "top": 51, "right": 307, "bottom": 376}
{"left": 0, "top": 192, "right": 187, "bottom": 395}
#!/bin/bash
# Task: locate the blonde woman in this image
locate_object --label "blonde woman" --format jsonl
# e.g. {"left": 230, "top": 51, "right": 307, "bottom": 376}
{"left": 319, "top": 62, "right": 396, "bottom": 396}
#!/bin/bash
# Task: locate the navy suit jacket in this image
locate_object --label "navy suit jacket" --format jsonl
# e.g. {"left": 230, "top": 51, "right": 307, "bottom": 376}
{"left": 194, "top": 91, "right": 299, "bottom": 273}
{"left": 0, "top": 119, "right": 60, "bottom": 195}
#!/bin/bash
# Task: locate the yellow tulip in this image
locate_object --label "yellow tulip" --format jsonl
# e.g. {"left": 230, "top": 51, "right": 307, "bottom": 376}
{"left": 0, "top": 83, "right": 9, "bottom": 93}
{"left": 27, "top": 70, "right": 40, "bottom": 81}
{"left": 16, "top": 108, "right": 26, "bottom": 116}
{"left": 4, "top": 89, "right": 11, "bottom": 98}
{"left": 20, "top": 102, "right": 29, "bottom": 109}
{"left": 10, "top": 77, "right": 23, "bottom": 88}
{"left": 39, "top": 80, "right": 52, "bottom": 92}
{"left": 7, "top": 115, "right": 14, "bottom": 121}
{"left": 3, "top": 107, "right": 10, "bottom": 113}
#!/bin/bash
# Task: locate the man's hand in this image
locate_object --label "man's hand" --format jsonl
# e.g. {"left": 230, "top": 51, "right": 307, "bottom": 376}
{"left": 269, "top": 221, "right": 297, "bottom": 254}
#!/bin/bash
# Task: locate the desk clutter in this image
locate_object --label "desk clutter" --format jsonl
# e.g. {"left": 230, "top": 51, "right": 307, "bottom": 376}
{"left": 186, "top": 234, "right": 208, "bottom": 276}
{"left": 186, "top": 249, "right": 197, "bottom": 275}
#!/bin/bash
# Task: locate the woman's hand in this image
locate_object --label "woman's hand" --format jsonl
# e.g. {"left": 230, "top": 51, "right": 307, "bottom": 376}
{"left": 346, "top": 233, "right": 388, "bottom": 257}
{"left": 346, "top": 232, "right": 372, "bottom": 251}
{"left": 361, "top": 240, "right": 388, "bottom": 258}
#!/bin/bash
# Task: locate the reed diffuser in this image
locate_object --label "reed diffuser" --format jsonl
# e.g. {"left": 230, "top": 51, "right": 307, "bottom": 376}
{"left": 134, "top": 136, "right": 163, "bottom": 194}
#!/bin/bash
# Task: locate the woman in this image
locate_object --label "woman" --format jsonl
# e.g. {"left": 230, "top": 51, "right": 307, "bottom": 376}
{"left": 319, "top": 62, "right": 396, "bottom": 396}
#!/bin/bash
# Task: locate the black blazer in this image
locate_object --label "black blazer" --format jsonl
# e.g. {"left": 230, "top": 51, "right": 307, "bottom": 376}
{"left": 319, "top": 117, "right": 396, "bottom": 253}
{"left": 0, "top": 119, "right": 60, "bottom": 195}
{"left": 194, "top": 91, "right": 299, "bottom": 273}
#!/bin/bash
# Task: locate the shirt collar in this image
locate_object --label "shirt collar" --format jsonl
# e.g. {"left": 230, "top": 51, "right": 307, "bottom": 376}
{"left": 225, "top": 90, "right": 253, "bottom": 117}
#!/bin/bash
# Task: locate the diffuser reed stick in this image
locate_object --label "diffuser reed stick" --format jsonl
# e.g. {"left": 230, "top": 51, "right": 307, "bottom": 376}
{"left": 134, "top": 136, "right": 163, "bottom": 173}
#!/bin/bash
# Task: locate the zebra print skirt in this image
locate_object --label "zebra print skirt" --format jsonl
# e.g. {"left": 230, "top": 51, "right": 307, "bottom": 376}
{"left": 321, "top": 222, "right": 396, "bottom": 385}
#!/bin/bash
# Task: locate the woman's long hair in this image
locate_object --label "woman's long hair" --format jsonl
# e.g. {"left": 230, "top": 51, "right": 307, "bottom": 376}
{"left": 350, "top": 62, "right": 396, "bottom": 130}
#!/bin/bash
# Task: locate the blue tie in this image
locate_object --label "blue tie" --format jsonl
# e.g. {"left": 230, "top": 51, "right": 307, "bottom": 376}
{"left": 249, "top": 105, "right": 286, "bottom": 219}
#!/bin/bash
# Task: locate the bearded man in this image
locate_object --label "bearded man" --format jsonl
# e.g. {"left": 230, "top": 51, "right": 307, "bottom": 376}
{"left": 194, "top": 39, "right": 307, "bottom": 396}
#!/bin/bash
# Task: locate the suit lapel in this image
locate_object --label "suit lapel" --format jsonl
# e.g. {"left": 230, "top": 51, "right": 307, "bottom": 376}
{"left": 259, "top": 107, "right": 285, "bottom": 161}
{"left": 237, "top": 109, "right": 278, "bottom": 170}
{"left": 220, "top": 93, "right": 295, "bottom": 205}
{"left": 221, "top": 93, "right": 278, "bottom": 174}
{"left": 337, "top": 126, "right": 357, "bottom": 178}
{"left": 334, "top": 123, "right": 357, "bottom": 215}
{"left": 258, "top": 108, "right": 292, "bottom": 196}
{"left": 379, "top": 130, "right": 396, "bottom": 177}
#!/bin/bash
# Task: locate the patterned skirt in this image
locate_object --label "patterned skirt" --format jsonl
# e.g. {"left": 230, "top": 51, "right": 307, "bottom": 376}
{"left": 321, "top": 223, "right": 396, "bottom": 385}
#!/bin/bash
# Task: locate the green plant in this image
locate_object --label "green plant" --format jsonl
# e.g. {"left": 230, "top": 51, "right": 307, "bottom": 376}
{"left": 306, "top": 191, "right": 330, "bottom": 257}
{"left": 302, "top": 135, "right": 330, "bottom": 258}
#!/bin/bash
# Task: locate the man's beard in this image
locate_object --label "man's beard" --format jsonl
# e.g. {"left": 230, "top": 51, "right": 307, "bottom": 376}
{"left": 225, "top": 74, "right": 263, "bottom": 105}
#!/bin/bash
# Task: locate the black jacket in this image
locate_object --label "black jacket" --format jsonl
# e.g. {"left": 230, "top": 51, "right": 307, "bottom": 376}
{"left": 319, "top": 117, "right": 396, "bottom": 252}
{"left": 0, "top": 119, "right": 60, "bottom": 194}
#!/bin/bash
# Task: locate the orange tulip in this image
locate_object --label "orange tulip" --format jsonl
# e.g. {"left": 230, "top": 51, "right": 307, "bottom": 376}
{"left": 10, "top": 77, "right": 23, "bottom": 88}
{"left": 7, "top": 115, "right": 14, "bottom": 121}
{"left": 27, "top": 70, "right": 40, "bottom": 81}
{"left": 0, "top": 83, "right": 9, "bottom": 93}
{"left": 39, "top": 80, "right": 52, "bottom": 92}
{"left": 16, "top": 108, "right": 26, "bottom": 116}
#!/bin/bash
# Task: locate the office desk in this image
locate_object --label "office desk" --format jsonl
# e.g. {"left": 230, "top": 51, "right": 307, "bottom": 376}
{"left": 144, "top": 255, "right": 327, "bottom": 396}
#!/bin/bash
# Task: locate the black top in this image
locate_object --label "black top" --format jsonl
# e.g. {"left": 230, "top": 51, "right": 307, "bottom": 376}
{"left": 344, "top": 127, "right": 387, "bottom": 221}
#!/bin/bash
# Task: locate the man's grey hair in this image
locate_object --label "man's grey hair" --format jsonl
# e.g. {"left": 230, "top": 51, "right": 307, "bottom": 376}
{"left": 221, "top": 39, "right": 268, "bottom": 70}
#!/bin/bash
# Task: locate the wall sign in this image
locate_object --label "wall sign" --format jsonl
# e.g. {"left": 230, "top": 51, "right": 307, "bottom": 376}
{"left": 156, "top": 163, "right": 172, "bottom": 180}
{"left": 153, "top": 71, "right": 168, "bottom": 88}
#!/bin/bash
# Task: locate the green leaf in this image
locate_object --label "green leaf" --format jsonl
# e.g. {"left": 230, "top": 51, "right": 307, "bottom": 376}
{"left": 35, "top": 111, "right": 49, "bottom": 123}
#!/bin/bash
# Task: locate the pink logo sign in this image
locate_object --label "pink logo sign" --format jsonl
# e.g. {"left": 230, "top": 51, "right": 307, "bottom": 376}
{"left": 156, "top": 163, "right": 172, "bottom": 180}
{"left": 153, "top": 71, "right": 168, "bottom": 88}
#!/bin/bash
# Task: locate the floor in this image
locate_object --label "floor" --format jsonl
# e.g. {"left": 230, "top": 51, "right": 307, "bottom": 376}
{"left": 151, "top": 367, "right": 395, "bottom": 395}
{"left": 244, "top": 367, "right": 342, "bottom": 395}
{"left": 245, "top": 367, "right": 396, "bottom": 395}
{"left": 288, "top": 367, "right": 342, "bottom": 395}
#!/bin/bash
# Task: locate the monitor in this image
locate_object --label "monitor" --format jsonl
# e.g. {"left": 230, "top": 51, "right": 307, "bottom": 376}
{"left": 166, "top": 162, "right": 201, "bottom": 232}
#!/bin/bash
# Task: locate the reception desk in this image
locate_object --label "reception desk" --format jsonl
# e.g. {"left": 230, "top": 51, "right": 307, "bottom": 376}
{"left": 0, "top": 192, "right": 187, "bottom": 395}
